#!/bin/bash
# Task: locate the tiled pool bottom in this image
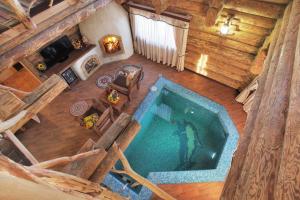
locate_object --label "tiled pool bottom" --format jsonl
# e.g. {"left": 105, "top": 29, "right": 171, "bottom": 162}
{"left": 104, "top": 76, "right": 239, "bottom": 200}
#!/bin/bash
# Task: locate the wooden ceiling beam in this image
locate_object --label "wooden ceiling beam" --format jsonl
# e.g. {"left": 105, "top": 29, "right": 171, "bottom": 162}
{"left": 152, "top": 0, "right": 174, "bottom": 14}
{"left": 0, "top": 1, "right": 70, "bottom": 46}
{"left": 205, "top": 0, "right": 224, "bottom": 26}
{"left": 255, "top": 0, "right": 290, "bottom": 4}
{"left": 225, "top": 0, "right": 285, "bottom": 19}
{"left": 0, "top": 0, "right": 109, "bottom": 71}
{"left": 2, "top": 0, "right": 36, "bottom": 29}
{"left": 222, "top": 9, "right": 276, "bottom": 29}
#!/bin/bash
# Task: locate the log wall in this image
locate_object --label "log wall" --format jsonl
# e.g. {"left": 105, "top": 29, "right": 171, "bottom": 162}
{"left": 131, "top": 0, "right": 289, "bottom": 89}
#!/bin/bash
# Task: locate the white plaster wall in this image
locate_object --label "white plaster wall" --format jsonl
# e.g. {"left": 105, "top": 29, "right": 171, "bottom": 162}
{"left": 79, "top": 1, "right": 133, "bottom": 64}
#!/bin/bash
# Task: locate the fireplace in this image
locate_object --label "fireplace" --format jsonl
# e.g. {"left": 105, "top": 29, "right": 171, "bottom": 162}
{"left": 100, "top": 34, "right": 124, "bottom": 56}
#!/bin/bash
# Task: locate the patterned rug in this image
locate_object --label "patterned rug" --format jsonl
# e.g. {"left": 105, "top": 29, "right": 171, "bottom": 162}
{"left": 70, "top": 100, "right": 89, "bottom": 117}
{"left": 96, "top": 74, "right": 113, "bottom": 89}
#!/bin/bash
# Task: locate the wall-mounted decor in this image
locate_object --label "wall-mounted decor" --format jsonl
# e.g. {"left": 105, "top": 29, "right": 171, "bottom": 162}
{"left": 61, "top": 67, "right": 78, "bottom": 85}
{"left": 99, "top": 34, "right": 124, "bottom": 56}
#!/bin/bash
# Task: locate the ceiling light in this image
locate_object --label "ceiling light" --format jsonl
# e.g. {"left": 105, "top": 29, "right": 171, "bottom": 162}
{"left": 220, "top": 24, "right": 230, "bottom": 35}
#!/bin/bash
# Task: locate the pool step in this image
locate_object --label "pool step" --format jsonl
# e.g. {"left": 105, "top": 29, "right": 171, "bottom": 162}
{"left": 154, "top": 103, "right": 172, "bottom": 122}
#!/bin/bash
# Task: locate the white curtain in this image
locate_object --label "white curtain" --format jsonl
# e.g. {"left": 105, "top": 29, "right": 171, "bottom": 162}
{"left": 129, "top": 8, "right": 189, "bottom": 71}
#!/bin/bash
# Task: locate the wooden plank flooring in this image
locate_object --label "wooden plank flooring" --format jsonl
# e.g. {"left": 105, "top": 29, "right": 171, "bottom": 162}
{"left": 17, "top": 54, "right": 247, "bottom": 200}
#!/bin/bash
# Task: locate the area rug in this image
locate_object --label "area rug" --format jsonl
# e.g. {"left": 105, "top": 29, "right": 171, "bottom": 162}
{"left": 96, "top": 75, "right": 113, "bottom": 89}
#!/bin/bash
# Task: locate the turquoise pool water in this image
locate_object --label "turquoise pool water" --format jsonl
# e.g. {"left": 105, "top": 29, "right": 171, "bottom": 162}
{"left": 117, "top": 88, "right": 227, "bottom": 178}
{"left": 106, "top": 77, "right": 239, "bottom": 199}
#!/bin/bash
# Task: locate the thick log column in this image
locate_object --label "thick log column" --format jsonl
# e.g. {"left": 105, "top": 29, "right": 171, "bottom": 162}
{"left": 221, "top": 0, "right": 300, "bottom": 199}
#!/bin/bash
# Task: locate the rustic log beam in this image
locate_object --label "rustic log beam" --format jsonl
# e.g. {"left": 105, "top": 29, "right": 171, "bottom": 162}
{"left": 4, "top": 130, "right": 39, "bottom": 165}
{"left": 205, "top": 0, "right": 224, "bottom": 26}
{"left": 31, "top": 149, "right": 106, "bottom": 169}
{"left": 0, "top": 0, "right": 111, "bottom": 71}
{"left": 0, "top": 1, "right": 70, "bottom": 47}
{"left": 225, "top": 0, "right": 285, "bottom": 19}
{"left": 250, "top": 18, "right": 283, "bottom": 75}
{"left": 151, "top": 0, "right": 174, "bottom": 14}
{"left": 3, "top": 0, "right": 37, "bottom": 29}
{"left": 90, "top": 119, "right": 141, "bottom": 183}
{"left": 9, "top": 75, "right": 68, "bottom": 133}
{"left": 111, "top": 143, "right": 176, "bottom": 200}
{"left": 221, "top": 1, "right": 296, "bottom": 198}
{"left": 62, "top": 114, "right": 131, "bottom": 179}
{"left": 0, "top": 155, "right": 126, "bottom": 200}
{"left": 0, "top": 111, "right": 27, "bottom": 133}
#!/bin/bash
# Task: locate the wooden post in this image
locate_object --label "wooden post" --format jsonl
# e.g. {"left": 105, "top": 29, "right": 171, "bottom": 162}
{"left": 205, "top": 0, "right": 224, "bottom": 26}
{"left": 90, "top": 119, "right": 141, "bottom": 183}
{"left": 152, "top": 0, "right": 174, "bottom": 14}
{"left": 3, "top": 0, "right": 37, "bottom": 29}
{"left": 221, "top": 0, "right": 300, "bottom": 198}
{"left": 4, "top": 130, "right": 39, "bottom": 164}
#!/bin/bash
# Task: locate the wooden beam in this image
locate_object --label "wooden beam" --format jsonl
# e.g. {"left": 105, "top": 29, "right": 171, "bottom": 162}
{"left": 111, "top": 143, "right": 176, "bottom": 200}
{"left": 62, "top": 113, "right": 132, "bottom": 179}
{"left": 90, "top": 119, "right": 141, "bottom": 183}
{"left": 152, "top": 0, "right": 173, "bottom": 14}
{"left": 0, "top": 155, "right": 126, "bottom": 200}
{"left": 221, "top": 1, "right": 298, "bottom": 198}
{"left": 250, "top": 18, "right": 283, "bottom": 75}
{"left": 32, "top": 149, "right": 106, "bottom": 169}
{"left": 0, "top": 0, "right": 110, "bottom": 71}
{"left": 0, "top": 174, "right": 86, "bottom": 200}
{"left": 225, "top": 0, "right": 285, "bottom": 19}
{"left": 10, "top": 75, "right": 68, "bottom": 133}
{"left": 205, "top": 0, "right": 224, "bottom": 26}
{"left": 0, "top": 1, "right": 70, "bottom": 47}
{"left": 2, "top": 0, "right": 36, "bottom": 29}
{"left": 4, "top": 130, "right": 38, "bottom": 164}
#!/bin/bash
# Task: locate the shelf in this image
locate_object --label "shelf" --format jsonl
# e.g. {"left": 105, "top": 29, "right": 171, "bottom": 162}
{"left": 44, "top": 45, "right": 96, "bottom": 77}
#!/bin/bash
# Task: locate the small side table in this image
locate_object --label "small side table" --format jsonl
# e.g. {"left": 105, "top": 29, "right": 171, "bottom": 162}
{"left": 99, "top": 91, "right": 129, "bottom": 115}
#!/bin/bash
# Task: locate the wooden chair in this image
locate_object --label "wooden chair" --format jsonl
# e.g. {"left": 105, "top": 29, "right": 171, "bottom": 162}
{"left": 109, "top": 64, "right": 143, "bottom": 101}
{"left": 70, "top": 98, "right": 115, "bottom": 136}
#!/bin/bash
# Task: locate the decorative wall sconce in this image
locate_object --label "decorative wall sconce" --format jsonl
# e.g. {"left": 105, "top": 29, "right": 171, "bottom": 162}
{"left": 217, "top": 14, "right": 237, "bottom": 36}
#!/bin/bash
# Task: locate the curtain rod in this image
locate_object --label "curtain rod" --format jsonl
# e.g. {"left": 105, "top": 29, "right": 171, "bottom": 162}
{"left": 126, "top": 1, "right": 192, "bottom": 22}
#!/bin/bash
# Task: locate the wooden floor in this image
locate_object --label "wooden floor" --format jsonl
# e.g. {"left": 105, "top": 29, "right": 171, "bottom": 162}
{"left": 17, "top": 54, "right": 247, "bottom": 200}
